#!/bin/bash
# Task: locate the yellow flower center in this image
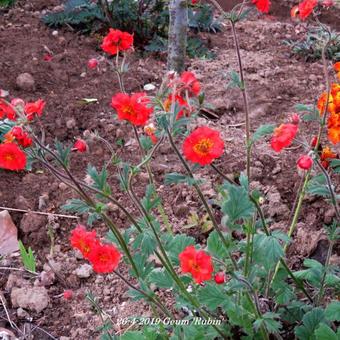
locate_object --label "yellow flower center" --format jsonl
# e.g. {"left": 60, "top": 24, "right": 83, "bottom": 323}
{"left": 5, "top": 153, "right": 14, "bottom": 161}
{"left": 193, "top": 138, "right": 213, "bottom": 156}
{"left": 123, "top": 105, "right": 136, "bottom": 117}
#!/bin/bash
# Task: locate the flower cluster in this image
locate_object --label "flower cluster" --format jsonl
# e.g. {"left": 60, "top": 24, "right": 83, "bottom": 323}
{"left": 70, "top": 225, "right": 121, "bottom": 273}
{"left": 318, "top": 82, "right": 340, "bottom": 144}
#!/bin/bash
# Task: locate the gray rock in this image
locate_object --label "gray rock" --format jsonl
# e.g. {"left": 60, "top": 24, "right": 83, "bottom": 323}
{"left": 74, "top": 264, "right": 92, "bottom": 278}
{"left": 17, "top": 307, "right": 30, "bottom": 319}
{"left": 11, "top": 287, "right": 49, "bottom": 313}
{"left": 0, "top": 210, "right": 19, "bottom": 256}
{"left": 20, "top": 212, "right": 46, "bottom": 233}
{"left": 16, "top": 73, "right": 35, "bottom": 91}
{"left": 15, "top": 196, "right": 31, "bottom": 210}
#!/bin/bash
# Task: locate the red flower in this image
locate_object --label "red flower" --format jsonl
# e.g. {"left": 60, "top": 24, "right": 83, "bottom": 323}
{"left": 87, "top": 58, "right": 98, "bottom": 69}
{"left": 183, "top": 126, "right": 224, "bottom": 166}
{"left": 179, "top": 71, "right": 201, "bottom": 97}
{"left": 320, "top": 146, "right": 337, "bottom": 168}
{"left": 24, "top": 99, "right": 45, "bottom": 121}
{"left": 0, "top": 143, "right": 27, "bottom": 171}
{"left": 252, "top": 0, "right": 271, "bottom": 13}
{"left": 144, "top": 123, "right": 158, "bottom": 144}
{"left": 88, "top": 243, "right": 121, "bottom": 273}
{"left": 214, "top": 272, "right": 225, "bottom": 284}
{"left": 70, "top": 225, "right": 98, "bottom": 259}
{"left": 63, "top": 290, "right": 73, "bottom": 300}
{"left": 0, "top": 99, "right": 16, "bottom": 121}
{"left": 11, "top": 127, "right": 32, "bottom": 148}
{"left": 111, "top": 92, "right": 153, "bottom": 126}
{"left": 298, "top": 0, "right": 317, "bottom": 20}
{"left": 270, "top": 123, "right": 298, "bottom": 152}
{"left": 73, "top": 139, "right": 88, "bottom": 152}
{"left": 101, "top": 29, "right": 133, "bottom": 55}
{"left": 179, "top": 245, "right": 214, "bottom": 284}
{"left": 297, "top": 155, "right": 313, "bottom": 170}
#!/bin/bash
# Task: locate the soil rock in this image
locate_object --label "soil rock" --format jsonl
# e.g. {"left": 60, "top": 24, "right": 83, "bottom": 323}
{"left": 20, "top": 212, "right": 47, "bottom": 233}
{"left": 16, "top": 72, "right": 35, "bottom": 91}
{"left": 11, "top": 287, "right": 49, "bottom": 313}
{"left": 0, "top": 210, "right": 19, "bottom": 256}
{"left": 75, "top": 264, "right": 92, "bottom": 278}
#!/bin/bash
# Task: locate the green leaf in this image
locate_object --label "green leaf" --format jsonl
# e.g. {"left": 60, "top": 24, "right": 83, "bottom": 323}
{"left": 295, "top": 308, "right": 325, "bottom": 340}
{"left": 165, "top": 234, "right": 195, "bottom": 265}
{"left": 250, "top": 124, "right": 275, "bottom": 145}
{"left": 133, "top": 230, "right": 156, "bottom": 257}
{"left": 207, "top": 230, "right": 229, "bottom": 258}
{"left": 148, "top": 268, "right": 173, "bottom": 289}
{"left": 314, "top": 324, "right": 338, "bottom": 340}
{"left": 307, "top": 174, "right": 332, "bottom": 198}
{"left": 164, "top": 173, "right": 202, "bottom": 186}
{"left": 198, "top": 283, "right": 226, "bottom": 310}
{"left": 325, "top": 301, "right": 340, "bottom": 321}
{"left": 254, "top": 312, "right": 281, "bottom": 334}
{"left": 18, "top": 240, "right": 36, "bottom": 273}
{"left": 121, "top": 331, "right": 143, "bottom": 340}
{"left": 54, "top": 139, "right": 71, "bottom": 167}
{"left": 87, "top": 165, "right": 111, "bottom": 194}
{"left": 228, "top": 70, "right": 243, "bottom": 89}
{"left": 62, "top": 198, "right": 90, "bottom": 214}
{"left": 221, "top": 183, "right": 255, "bottom": 224}
{"left": 141, "top": 184, "right": 160, "bottom": 212}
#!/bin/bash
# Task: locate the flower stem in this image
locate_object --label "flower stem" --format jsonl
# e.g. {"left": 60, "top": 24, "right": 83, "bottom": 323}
{"left": 230, "top": 21, "right": 251, "bottom": 183}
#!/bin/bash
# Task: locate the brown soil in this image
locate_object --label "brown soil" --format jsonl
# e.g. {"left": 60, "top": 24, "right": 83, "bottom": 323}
{"left": 0, "top": 0, "right": 339, "bottom": 339}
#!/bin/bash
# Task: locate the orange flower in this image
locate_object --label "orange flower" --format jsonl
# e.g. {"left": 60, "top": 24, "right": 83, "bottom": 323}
{"left": 298, "top": 0, "right": 318, "bottom": 20}
{"left": 0, "top": 143, "right": 27, "bottom": 171}
{"left": 320, "top": 146, "right": 337, "bottom": 168}
{"left": 328, "top": 127, "right": 340, "bottom": 144}
{"left": 334, "top": 62, "right": 340, "bottom": 73}
{"left": 183, "top": 126, "right": 224, "bottom": 166}
{"left": 164, "top": 94, "right": 190, "bottom": 120}
{"left": 24, "top": 99, "right": 45, "bottom": 121}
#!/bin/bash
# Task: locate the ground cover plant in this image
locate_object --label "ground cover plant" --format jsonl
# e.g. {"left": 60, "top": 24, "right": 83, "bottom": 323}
{"left": 0, "top": 0, "right": 339, "bottom": 339}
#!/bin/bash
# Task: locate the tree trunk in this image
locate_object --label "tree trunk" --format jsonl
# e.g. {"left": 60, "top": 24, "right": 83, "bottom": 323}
{"left": 167, "top": 0, "right": 188, "bottom": 73}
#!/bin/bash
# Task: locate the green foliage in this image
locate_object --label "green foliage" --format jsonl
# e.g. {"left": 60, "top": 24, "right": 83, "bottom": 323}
{"left": 228, "top": 70, "right": 244, "bottom": 89}
{"left": 188, "top": 4, "right": 221, "bottom": 33}
{"left": 0, "top": 0, "right": 15, "bottom": 8}
{"left": 18, "top": 240, "right": 36, "bottom": 273}
{"left": 295, "top": 308, "right": 325, "bottom": 340}
{"left": 164, "top": 234, "right": 195, "bottom": 265}
{"left": 198, "top": 283, "right": 226, "bottom": 310}
{"left": 325, "top": 301, "right": 340, "bottom": 322}
{"left": 254, "top": 312, "right": 281, "bottom": 335}
{"left": 250, "top": 124, "right": 275, "bottom": 146}
{"left": 307, "top": 174, "right": 336, "bottom": 198}
{"left": 221, "top": 183, "right": 255, "bottom": 225}
{"left": 314, "top": 324, "right": 338, "bottom": 340}
{"left": 285, "top": 27, "right": 340, "bottom": 62}
{"left": 42, "top": 0, "right": 104, "bottom": 32}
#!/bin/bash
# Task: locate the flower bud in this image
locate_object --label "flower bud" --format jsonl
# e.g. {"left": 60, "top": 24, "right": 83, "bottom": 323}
{"left": 87, "top": 58, "right": 99, "bottom": 69}
{"left": 214, "top": 272, "right": 225, "bottom": 284}
{"left": 297, "top": 155, "right": 313, "bottom": 170}
{"left": 73, "top": 139, "right": 88, "bottom": 153}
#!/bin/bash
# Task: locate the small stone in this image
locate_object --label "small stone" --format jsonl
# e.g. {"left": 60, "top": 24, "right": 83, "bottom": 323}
{"left": 20, "top": 212, "right": 46, "bottom": 233}
{"left": 38, "top": 193, "right": 49, "bottom": 210}
{"left": 6, "top": 273, "right": 29, "bottom": 291}
{"left": 74, "top": 264, "right": 92, "bottom": 278}
{"left": 39, "top": 271, "right": 55, "bottom": 286}
{"left": 11, "top": 287, "right": 49, "bottom": 313}
{"left": 59, "top": 182, "right": 68, "bottom": 191}
{"left": 66, "top": 118, "right": 76, "bottom": 129}
{"left": 52, "top": 30, "right": 58, "bottom": 36}
{"left": 80, "top": 72, "right": 86, "bottom": 78}
{"left": 17, "top": 307, "right": 30, "bottom": 319}
{"left": 0, "top": 210, "right": 19, "bottom": 256}
{"left": 15, "top": 196, "right": 31, "bottom": 210}
{"left": 16, "top": 73, "right": 35, "bottom": 91}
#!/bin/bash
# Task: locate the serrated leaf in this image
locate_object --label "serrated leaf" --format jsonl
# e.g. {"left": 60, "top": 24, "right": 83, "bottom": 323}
{"left": 325, "top": 301, "right": 340, "bottom": 321}
{"left": 198, "top": 283, "right": 226, "bottom": 310}
{"left": 250, "top": 124, "right": 275, "bottom": 145}
{"left": 295, "top": 308, "right": 325, "bottom": 340}
{"left": 221, "top": 183, "right": 254, "bottom": 224}
{"left": 164, "top": 172, "right": 201, "bottom": 186}
{"left": 307, "top": 174, "right": 332, "bottom": 198}
{"left": 148, "top": 268, "right": 173, "bottom": 289}
{"left": 133, "top": 231, "right": 156, "bottom": 257}
{"left": 62, "top": 198, "right": 90, "bottom": 214}
{"left": 228, "top": 70, "right": 243, "bottom": 89}
{"left": 207, "top": 230, "right": 227, "bottom": 258}
{"left": 314, "top": 323, "right": 338, "bottom": 340}
{"left": 165, "top": 234, "right": 195, "bottom": 265}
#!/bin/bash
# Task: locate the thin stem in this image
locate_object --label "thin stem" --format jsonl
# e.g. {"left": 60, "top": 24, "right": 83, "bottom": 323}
{"left": 230, "top": 21, "right": 251, "bottom": 182}
{"left": 316, "top": 239, "right": 334, "bottom": 306}
{"left": 113, "top": 270, "right": 173, "bottom": 318}
{"left": 167, "top": 130, "right": 238, "bottom": 270}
